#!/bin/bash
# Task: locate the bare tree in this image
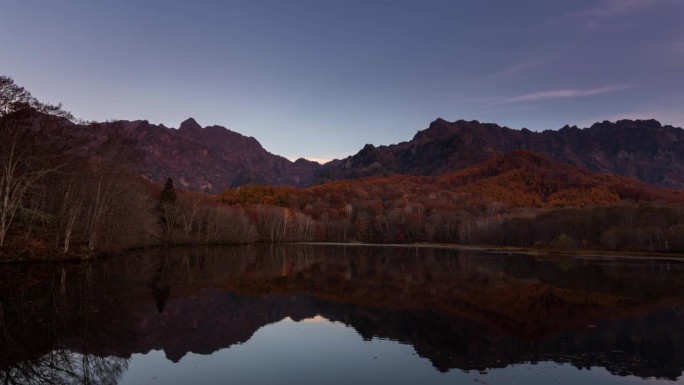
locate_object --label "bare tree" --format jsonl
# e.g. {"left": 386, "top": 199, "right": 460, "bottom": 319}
{"left": 0, "top": 76, "right": 74, "bottom": 247}
{"left": 80, "top": 122, "right": 141, "bottom": 252}
{"left": 177, "top": 192, "right": 203, "bottom": 240}
{"left": 45, "top": 164, "right": 87, "bottom": 253}
{"left": 255, "top": 205, "right": 288, "bottom": 242}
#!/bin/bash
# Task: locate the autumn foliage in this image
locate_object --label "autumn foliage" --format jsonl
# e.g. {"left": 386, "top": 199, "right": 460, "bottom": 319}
{"left": 216, "top": 150, "right": 684, "bottom": 251}
{"left": 434, "top": 150, "right": 684, "bottom": 207}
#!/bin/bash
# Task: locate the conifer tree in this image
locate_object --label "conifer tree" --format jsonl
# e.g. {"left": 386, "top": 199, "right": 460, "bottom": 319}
{"left": 159, "top": 178, "right": 177, "bottom": 205}
{"left": 158, "top": 177, "right": 177, "bottom": 242}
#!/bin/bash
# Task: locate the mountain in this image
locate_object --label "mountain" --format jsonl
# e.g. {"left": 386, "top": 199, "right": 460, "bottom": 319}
{"left": 49, "top": 114, "right": 684, "bottom": 193}
{"left": 318, "top": 118, "right": 684, "bottom": 190}
{"left": 100, "top": 118, "right": 320, "bottom": 192}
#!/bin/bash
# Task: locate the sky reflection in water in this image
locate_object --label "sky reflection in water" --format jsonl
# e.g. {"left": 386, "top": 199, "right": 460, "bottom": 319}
{"left": 119, "top": 315, "right": 670, "bottom": 385}
{"left": 1, "top": 244, "right": 684, "bottom": 384}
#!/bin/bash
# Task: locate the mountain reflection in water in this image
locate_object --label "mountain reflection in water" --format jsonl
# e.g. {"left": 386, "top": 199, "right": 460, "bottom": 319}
{"left": 1, "top": 244, "right": 683, "bottom": 384}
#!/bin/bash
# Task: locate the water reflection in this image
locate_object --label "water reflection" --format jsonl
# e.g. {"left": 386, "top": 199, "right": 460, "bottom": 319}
{"left": 2, "top": 350, "right": 127, "bottom": 385}
{"left": 1, "top": 245, "right": 684, "bottom": 384}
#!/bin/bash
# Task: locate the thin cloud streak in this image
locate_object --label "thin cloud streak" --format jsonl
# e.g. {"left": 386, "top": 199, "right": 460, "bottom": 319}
{"left": 505, "top": 85, "right": 627, "bottom": 103}
{"left": 671, "top": 40, "right": 684, "bottom": 56}
{"left": 566, "top": 0, "right": 661, "bottom": 19}
{"left": 553, "top": 0, "right": 676, "bottom": 30}
{"left": 479, "top": 57, "right": 550, "bottom": 81}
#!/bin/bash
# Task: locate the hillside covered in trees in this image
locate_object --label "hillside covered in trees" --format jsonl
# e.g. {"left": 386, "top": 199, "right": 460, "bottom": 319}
{"left": 216, "top": 151, "right": 684, "bottom": 251}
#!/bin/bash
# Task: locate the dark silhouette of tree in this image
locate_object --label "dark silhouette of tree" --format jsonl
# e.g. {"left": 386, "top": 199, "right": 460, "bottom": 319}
{"left": 159, "top": 178, "right": 177, "bottom": 205}
{"left": 0, "top": 75, "right": 74, "bottom": 247}
{"left": 158, "top": 178, "right": 178, "bottom": 242}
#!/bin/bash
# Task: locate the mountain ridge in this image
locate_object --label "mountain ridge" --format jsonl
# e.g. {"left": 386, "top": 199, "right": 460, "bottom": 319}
{"left": 95, "top": 118, "right": 321, "bottom": 192}
{"left": 51, "top": 114, "right": 684, "bottom": 193}
{"left": 318, "top": 118, "right": 684, "bottom": 190}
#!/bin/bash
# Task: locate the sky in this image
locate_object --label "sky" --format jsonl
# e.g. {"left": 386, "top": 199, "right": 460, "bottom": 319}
{"left": 2, "top": 0, "right": 683, "bottom": 162}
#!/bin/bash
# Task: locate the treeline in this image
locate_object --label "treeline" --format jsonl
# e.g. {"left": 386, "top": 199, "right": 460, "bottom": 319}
{"left": 217, "top": 182, "right": 684, "bottom": 253}
{"left": 468, "top": 205, "right": 684, "bottom": 251}
{"left": 215, "top": 151, "right": 684, "bottom": 252}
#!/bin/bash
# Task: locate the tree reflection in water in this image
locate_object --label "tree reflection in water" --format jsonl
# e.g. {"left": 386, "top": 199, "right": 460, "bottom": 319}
{"left": 1, "top": 244, "right": 684, "bottom": 383}
{"left": 0, "top": 259, "right": 132, "bottom": 385}
{"left": 1, "top": 350, "right": 127, "bottom": 385}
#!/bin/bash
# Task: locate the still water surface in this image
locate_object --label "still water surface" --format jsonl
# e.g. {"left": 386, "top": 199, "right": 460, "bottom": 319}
{"left": 1, "top": 244, "right": 683, "bottom": 384}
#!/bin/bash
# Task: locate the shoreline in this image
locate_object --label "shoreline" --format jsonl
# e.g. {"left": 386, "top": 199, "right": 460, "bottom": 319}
{"left": 2, "top": 241, "right": 684, "bottom": 264}
{"left": 292, "top": 241, "right": 684, "bottom": 262}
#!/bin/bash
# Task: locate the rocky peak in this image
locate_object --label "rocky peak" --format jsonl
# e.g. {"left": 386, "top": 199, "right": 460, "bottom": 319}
{"left": 429, "top": 117, "right": 450, "bottom": 128}
{"left": 179, "top": 117, "right": 202, "bottom": 131}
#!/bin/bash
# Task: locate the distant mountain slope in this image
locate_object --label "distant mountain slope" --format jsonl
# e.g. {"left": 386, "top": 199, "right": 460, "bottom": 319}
{"left": 434, "top": 150, "right": 684, "bottom": 208}
{"left": 101, "top": 118, "right": 320, "bottom": 192}
{"left": 219, "top": 150, "right": 684, "bottom": 210}
{"left": 318, "top": 118, "right": 684, "bottom": 190}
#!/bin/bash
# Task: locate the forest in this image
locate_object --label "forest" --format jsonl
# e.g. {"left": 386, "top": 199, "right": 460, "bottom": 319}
{"left": 214, "top": 180, "right": 684, "bottom": 252}
{"left": 2, "top": 75, "right": 684, "bottom": 261}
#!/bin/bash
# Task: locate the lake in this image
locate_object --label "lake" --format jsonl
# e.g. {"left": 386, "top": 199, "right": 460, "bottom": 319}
{"left": 1, "top": 244, "right": 683, "bottom": 384}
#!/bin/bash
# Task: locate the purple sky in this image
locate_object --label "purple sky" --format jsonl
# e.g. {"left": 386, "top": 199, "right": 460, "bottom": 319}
{"left": 2, "top": 0, "right": 683, "bottom": 162}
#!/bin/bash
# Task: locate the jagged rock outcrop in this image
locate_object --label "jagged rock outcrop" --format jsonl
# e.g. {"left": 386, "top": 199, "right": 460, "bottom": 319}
{"left": 101, "top": 118, "right": 321, "bottom": 193}
{"left": 318, "top": 119, "right": 684, "bottom": 189}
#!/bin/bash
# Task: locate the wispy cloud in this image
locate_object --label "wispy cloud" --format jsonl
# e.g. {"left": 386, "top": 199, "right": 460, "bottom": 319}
{"left": 480, "top": 57, "right": 551, "bottom": 81}
{"left": 567, "top": 0, "right": 660, "bottom": 19}
{"left": 555, "top": 0, "right": 677, "bottom": 29}
{"left": 504, "top": 85, "right": 627, "bottom": 103}
{"left": 671, "top": 40, "right": 684, "bottom": 56}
